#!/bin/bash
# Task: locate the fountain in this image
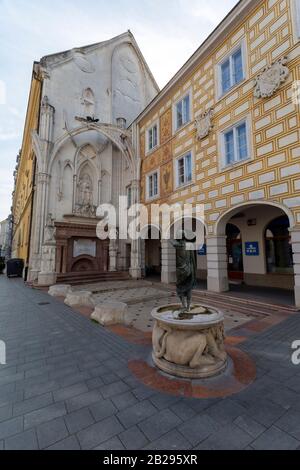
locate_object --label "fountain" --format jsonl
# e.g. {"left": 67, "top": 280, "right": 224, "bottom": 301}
{"left": 151, "top": 231, "right": 227, "bottom": 379}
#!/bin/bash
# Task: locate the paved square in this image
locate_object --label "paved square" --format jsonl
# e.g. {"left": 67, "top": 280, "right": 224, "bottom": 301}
{"left": 0, "top": 277, "right": 300, "bottom": 450}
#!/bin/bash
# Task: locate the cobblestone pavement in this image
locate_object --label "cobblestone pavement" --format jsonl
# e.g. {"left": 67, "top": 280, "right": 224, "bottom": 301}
{"left": 79, "top": 281, "right": 254, "bottom": 333}
{"left": 0, "top": 277, "right": 300, "bottom": 450}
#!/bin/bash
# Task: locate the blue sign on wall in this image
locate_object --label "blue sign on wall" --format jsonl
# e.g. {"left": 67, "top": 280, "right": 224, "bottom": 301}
{"left": 198, "top": 244, "right": 207, "bottom": 256}
{"left": 245, "top": 242, "right": 259, "bottom": 256}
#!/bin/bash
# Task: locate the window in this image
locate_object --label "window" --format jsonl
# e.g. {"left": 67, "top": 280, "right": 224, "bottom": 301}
{"left": 127, "top": 185, "right": 132, "bottom": 208}
{"left": 220, "top": 46, "right": 244, "bottom": 95}
{"left": 175, "top": 94, "right": 190, "bottom": 130}
{"left": 176, "top": 152, "right": 193, "bottom": 187}
{"left": 147, "top": 172, "right": 159, "bottom": 199}
{"left": 222, "top": 121, "right": 249, "bottom": 167}
{"left": 147, "top": 123, "right": 158, "bottom": 152}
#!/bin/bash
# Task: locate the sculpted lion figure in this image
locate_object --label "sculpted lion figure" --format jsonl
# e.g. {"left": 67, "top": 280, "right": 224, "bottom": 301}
{"left": 153, "top": 323, "right": 226, "bottom": 369}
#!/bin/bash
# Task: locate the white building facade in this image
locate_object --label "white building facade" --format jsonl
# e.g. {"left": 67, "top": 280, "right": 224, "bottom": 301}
{"left": 28, "top": 32, "right": 159, "bottom": 285}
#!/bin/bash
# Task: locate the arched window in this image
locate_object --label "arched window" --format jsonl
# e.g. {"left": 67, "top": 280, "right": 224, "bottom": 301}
{"left": 265, "top": 216, "right": 293, "bottom": 274}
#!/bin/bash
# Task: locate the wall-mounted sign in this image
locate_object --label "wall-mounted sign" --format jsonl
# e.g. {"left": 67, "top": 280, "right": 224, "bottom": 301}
{"left": 245, "top": 242, "right": 259, "bottom": 256}
{"left": 73, "top": 239, "right": 96, "bottom": 258}
{"left": 198, "top": 244, "right": 207, "bottom": 256}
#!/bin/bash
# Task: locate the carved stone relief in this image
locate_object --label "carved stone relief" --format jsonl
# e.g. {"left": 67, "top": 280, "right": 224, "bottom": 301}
{"left": 254, "top": 57, "right": 289, "bottom": 99}
{"left": 195, "top": 108, "right": 214, "bottom": 140}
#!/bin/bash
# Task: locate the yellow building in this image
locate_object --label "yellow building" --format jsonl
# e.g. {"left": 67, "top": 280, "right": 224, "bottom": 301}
{"left": 12, "top": 66, "right": 42, "bottom": 273}
{"left": 134, "top": 0, "right": 300, "bottom": 306}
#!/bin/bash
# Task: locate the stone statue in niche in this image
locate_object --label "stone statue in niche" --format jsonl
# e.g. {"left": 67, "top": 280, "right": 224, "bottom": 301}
{"left": 44, "top": 214, "right": 56, "bottom": 243}
{"left": 254, "top": 57, "right": 289, "bottom": 99}
{"left": 74, "top": 173, "right": 97, "bottom": 217}
{"left": 81, "top": 88, "right": 95, "bottom": 118}
{"left": 195, "top": 108, "right": 214, "bottom": 140}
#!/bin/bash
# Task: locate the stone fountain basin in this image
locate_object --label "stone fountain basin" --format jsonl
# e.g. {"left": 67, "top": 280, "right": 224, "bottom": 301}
{"left": 151, "top": 304, "right": 227, "bottom": 379}
{"left": 151, "top": 304, "right": 225, "bottom": 329}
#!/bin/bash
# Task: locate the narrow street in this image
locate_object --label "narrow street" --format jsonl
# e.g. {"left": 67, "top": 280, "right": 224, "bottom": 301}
{"left": 0, "top": 277, "right": 300, "bottom": 450}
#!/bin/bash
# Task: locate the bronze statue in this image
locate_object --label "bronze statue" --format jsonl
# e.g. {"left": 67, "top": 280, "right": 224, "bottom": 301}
{"left": 170, "top": 230, "right": 197, "bottom": 314}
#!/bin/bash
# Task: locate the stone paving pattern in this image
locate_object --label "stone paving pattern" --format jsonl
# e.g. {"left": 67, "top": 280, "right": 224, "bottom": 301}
{"left": 88, "top": 281, "right": 253, "bottom": 333}
{"left": 0, "top": 277, "right": 300, "bottom": 450}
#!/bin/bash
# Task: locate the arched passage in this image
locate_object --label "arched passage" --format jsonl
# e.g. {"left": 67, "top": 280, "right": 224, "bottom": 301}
{"left": 208, "top": 201, "right": 296, "bottom": 304}
{"left": 140, "top": 225, "right": 162, "bottom": 279}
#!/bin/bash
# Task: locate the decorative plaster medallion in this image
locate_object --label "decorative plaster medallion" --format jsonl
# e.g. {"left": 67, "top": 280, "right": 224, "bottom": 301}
{"left": 254, "top": 57, "right": 289, "bottom": 99}
{"left": 195, "top": 108, "right": 214, "bottom": 140}
{"left": 72, "top": 50, "right": 95, "bottom": 74}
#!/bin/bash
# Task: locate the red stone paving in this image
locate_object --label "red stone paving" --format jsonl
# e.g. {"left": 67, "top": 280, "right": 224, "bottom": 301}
{"left": 128, "top": 345, "right": 256, "bottom": 399}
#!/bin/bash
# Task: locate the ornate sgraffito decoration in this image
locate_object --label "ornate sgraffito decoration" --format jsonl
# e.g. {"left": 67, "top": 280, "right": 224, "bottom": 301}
{"left": 195, "top": 108, "right": 214, "bottom": 140}
{"left": 160, "top": 109, "right": 172, "bottom": 144}
{"left": 254, "top": 57, "right": 289, "bottom": 99}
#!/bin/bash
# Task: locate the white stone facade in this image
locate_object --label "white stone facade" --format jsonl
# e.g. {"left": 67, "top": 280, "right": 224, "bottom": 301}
{"left": 28, "top": 32, "right": 159, "bottom": 285}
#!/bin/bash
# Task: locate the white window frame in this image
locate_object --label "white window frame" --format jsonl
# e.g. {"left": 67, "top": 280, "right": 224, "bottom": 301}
{"left": 217, "top": 41, "right": 246, "bottom": 98}
{"left": 174, "top": 151, "right": 194, "bottom": 189}
{"left": 173, "top": 90, "right": 192, "bottom": 133}
{"left": 146, "top": 121, "right": 159, "bottom": 154}
{"left": 292, "top": 0, "right": 300, "bottom": 40}
{"left": 219, "top": 117, "right": 252, "bottom": 170}
{"left": 146, "top": 170, "right": 160, "bottom": 201}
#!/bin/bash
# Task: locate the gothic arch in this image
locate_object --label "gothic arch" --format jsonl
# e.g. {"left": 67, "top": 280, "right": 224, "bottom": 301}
{"left": 47, "top": 124, "right": 136, "bottom": 177}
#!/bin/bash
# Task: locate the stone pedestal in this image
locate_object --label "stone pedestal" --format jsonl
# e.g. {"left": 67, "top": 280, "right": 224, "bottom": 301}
{"left": 65, "top": 291, "right": 94, "bottom": 308}
{"left": 49, "top": 285, "right": 72, "bottom": 298}
{"left": 152, "top": 304, "right": 227, "bottom": 379}
{"left": 91, "top": 302, "right": 129, "bottom": 326}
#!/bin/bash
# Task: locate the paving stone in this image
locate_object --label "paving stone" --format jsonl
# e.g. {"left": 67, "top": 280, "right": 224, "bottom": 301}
{"left": 0, "top": 404, "right": 13, "bottom": 423}
{"left": 170, "top": 402, "right": 196, "bottom": 422}
{"left": 285, "top": 376, "right": 300, "bottom": 394}
{"left": 13, "top": 393, "right": 53, "bottom": 417}
{"left": 24, "top": 380, "right": 59, "bottom": 400}
{"left": 65, "top": 390, "right": 103, "bottom": 413}
{"left": 119, "top": 426, "right": 149, "bottom": 450}
{"left": 206, "top": 399, "right": 248, "bottom": 425}
{"left": 111, "top": 392, "right": 138, "bottom": 411}
{"left": 234, "top": 415, "right": 266, "bottom": 439}
{"left": 144, "top": 429, "right": 192, "bottom": 451}
{"left": 77, "top": 416, "right": 124, "bottom": 450}
{"left": 53, "top": 382, "right": 89, "bottom": 402}
{"left": 4, "top": 429, "right": 39, "bottom": 450}
{"left": 0, "top": 440, "right": 3, "bottom": 450}
{"left": 178, "top": 413, "right": 220, "bottom": 446}
{"left": 64, "top": 408, "right": 95, "bottom": 434}
{"left": 251, "top": 426, "right": 300, "bottom": 450}
{"left": 100, "top": 381, "right": 130, "bottom": 399}
{"left": 0, "top": 417, "right": 23, "bottom": 440}
{"left": 195, "top": 423, "right": 253, "bottom": 450}
{"left": 117, "top": 401, "right": 157, "bottom": 429}
{"left": 149, "top": 393, "right": 181, "bottom": 411}
{"left": 131, "top": 386, "right": 156, "bottom": 401}
{"left": 24, "top": 402, "right": 67, "bottom": 429}
{"left": 86, "top": 377, "right": 105, "bottom": 391}
{"left": 275, "top": 409, "right": 300, "bottom": 440}
{"left": 89, "top": 399, "right": 117, "bottom": 422}
{"left": 58, "top": 371, "right": 91, "bottom": 388}
{"left": 138, "top": 409, "right": 182, "bottom": 442}
{"left": 36, "top": 417, "right": 69, "bottom": 449}
{"left": 46, "top": 435, "right": 81, "bottom": 450}
{"left": 246, "top": 400, "right": 287, "bottom": 427}
{"left": 94, "top": 436, "right": 125, "bottom": 450}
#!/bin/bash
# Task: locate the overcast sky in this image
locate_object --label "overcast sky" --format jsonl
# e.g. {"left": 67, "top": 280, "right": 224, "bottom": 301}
{"left": 0, "top": 0, "right": 238, "bottom": 221}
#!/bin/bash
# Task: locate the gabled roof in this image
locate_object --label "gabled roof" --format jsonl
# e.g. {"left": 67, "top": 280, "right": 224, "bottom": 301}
{"left": 38, "top": 30, "right": 159, "bottom": 92}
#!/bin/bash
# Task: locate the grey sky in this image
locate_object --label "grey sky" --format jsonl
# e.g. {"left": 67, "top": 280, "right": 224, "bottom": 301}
{"left": 0, "top": 0, "right": 238, "bottom": 220}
